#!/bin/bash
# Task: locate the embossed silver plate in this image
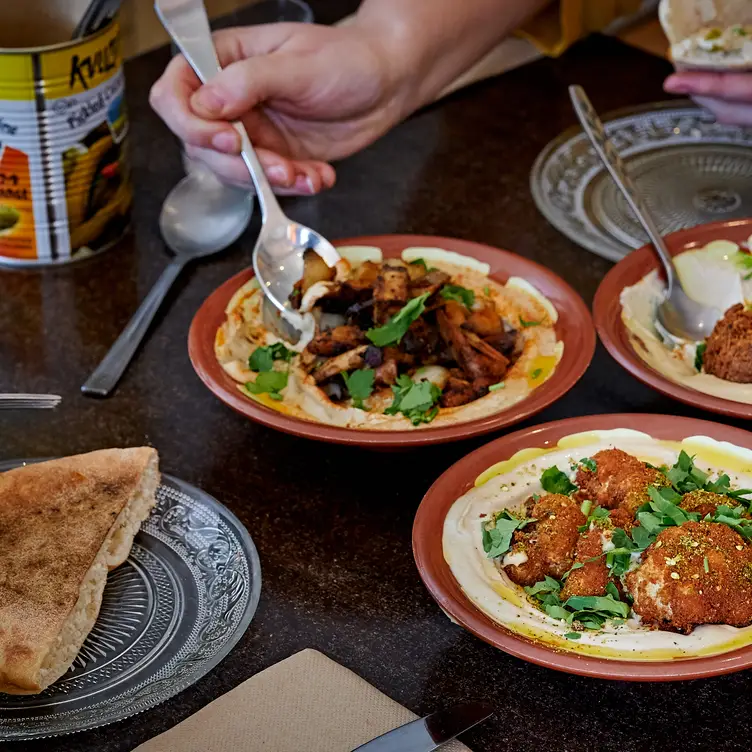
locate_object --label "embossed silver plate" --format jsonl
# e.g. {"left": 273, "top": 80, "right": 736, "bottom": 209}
{"left": 0, "top": 463, "right": 261, "bottom": 741}
{"left": 531, "top": 100, "right": 752, "bottom": 262}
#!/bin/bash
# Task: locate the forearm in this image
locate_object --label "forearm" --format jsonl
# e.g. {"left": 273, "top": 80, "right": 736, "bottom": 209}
{"left": 353, "top": 0, "right": 552, "bottom": 114}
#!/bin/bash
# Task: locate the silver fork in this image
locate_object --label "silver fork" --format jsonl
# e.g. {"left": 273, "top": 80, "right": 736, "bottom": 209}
{"left": 0, "top": 394, "right": 62, "bottom": 409}
{"left": 155, "top": 0, "right": 341, "bottom": 344}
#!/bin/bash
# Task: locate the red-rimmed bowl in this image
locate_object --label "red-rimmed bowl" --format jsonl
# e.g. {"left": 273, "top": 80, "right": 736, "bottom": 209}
{"left": 188, "top": 234, "right": 595, "bottom": 448}
{"left": 594, "top": 218, "right": 752, "bottom": 420}
{"left": 413, "top": 413, "right": 752, "bottom": 681}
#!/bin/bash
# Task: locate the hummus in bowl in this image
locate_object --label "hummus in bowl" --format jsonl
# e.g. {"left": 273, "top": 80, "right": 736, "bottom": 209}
{"left": 215, "top": 245, "right": 563, "bottom": 430}
{"left": 443, "top": 427, "right": 752, "bottom": 662}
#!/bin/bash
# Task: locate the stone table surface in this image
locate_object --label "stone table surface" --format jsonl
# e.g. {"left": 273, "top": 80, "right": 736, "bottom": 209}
{"left": 2, "top": 6, "right": 751, "bottom": 752}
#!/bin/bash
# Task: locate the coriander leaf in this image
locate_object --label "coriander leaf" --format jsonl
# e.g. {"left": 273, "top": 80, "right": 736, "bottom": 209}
{"left": 563, "top": 594, "right": 629, "bottom": 619}
{"left": 342, "top": 369, "right": 375, "bottom": 409}
{"left": 524, "top": 576, "right": 561, "bottom": 596}
{"left": 385, "top": 375, "right": 442, "bottom": 425}
{"left": 410, "top": 258, "right": 428, "bottom": 270}
{"left": 540, "top": 466, "right": 577, "bottom": 496}
{"left": 578, "top": 505, "right": 610, "bottom": 532}
{"left": 482, "top": 511, "right": 535, "bottom": 558}
{"left": 488, "top": 382, "right": 505, "bottom": 392}
{"left": 647, "top": 486, "right": 697, "bottom": 526}
{"left": 631, "top": 525, "right": 654, "bottom": 550}
{"left": 249, "top": 343, "right": 294, "bottom": 372}
{"left": 441, "top": 284, "right": 475, "bottom": 309}
{"left": 519, "top": 316, "right": 541, "bottom": 328}
{"left": 564, "top": 632, "right": 582, "bottom": 640}
{"left": 694, "top": 343, "right": 707, "bottom": 372}
{"left": 366, "top": 293, "right": 430, "bottom": 347}
{"left": 245, "top": 370, "right": 288, "bottom": 399}
{"left": 610, "top": 527, "right": 638, "bottom": 552}
{"left": 579, "top": 457, "right": 597, "bottom": 472}
{"left": 530, "top": 368, "right": 543, "bottom": 380}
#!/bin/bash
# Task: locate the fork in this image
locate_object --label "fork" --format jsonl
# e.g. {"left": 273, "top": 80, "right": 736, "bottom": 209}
{"left": 0, "top": 394, "right": 62, "bottom": 410}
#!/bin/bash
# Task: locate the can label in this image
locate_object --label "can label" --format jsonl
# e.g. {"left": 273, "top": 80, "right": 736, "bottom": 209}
{"left": 0, "top": 20, "right": 131, "bottom": 263}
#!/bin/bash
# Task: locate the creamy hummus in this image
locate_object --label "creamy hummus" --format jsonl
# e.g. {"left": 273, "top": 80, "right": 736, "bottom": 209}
{"left": 620, "top": 239, "right": 752, "bottom": 405}
{"left": 215, "top": 247, "right": 564, "bottom": 430}
{"left": 444, "top": 429, "right": 752, "bottom": 661}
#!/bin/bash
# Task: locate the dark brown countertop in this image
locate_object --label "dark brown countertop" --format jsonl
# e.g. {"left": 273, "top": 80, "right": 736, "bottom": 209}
{"left": 2, "top": 6, "right": 752, "bottom": 751}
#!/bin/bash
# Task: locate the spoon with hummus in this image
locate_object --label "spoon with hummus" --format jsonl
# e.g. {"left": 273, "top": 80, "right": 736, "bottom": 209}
{"left": 569, "top": 85, "right": 723, "bottom": 343}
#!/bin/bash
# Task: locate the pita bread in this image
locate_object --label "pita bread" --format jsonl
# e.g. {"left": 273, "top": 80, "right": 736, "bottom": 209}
{"left": 660, "top": 0, "right": 752, "bottom": 69}
{"left": 0, "top": 447, "right": 159, "bottom": 695}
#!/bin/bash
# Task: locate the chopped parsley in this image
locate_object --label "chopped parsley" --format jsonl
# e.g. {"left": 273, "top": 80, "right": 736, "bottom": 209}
{"left": 342, "top": 368, "right": 375, "bottom": 409}
{"left": 519, "top": 316, "right": 541, "bottom": 328}
{"left": 540, "top": 466, "right": 577, "bottom": 496}
{"left": 530, "top": 368, "right": 543, "bottom": 380}
{"left": 366, "top": 293, "right": 430, "bottom": 347}
{"left": 385, "top": 374, "right": 442, "bottom": 425}
{"left": 248, "top": 343, "right": 294, "bottom": 372}
{"left": 481, "top": 510, "right": 536, "bottom": 558}
{"left": 579, "top": 457, "right": 597, "bottom": 473}
{"left": 695, "top": 342, "right": 707, "bottom": 372}
{"left": 245, "top": 370, "right": 288, "bottom": 400}
{"left": 441, "top": 284, "right": 475, "bottom": 309}
{"left": 488, "top": 382, "right": 505, "bottom": 392}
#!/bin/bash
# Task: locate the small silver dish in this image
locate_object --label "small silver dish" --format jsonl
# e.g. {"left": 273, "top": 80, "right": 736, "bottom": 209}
{"left": 531, "top": 100, "right": 752, "bottom": 262}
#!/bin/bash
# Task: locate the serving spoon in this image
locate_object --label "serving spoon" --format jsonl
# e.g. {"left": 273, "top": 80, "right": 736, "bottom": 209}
{"left": 569, "top": 85, "right": 723, "bottom": 343}
{"left": 155, "top": 0, "right": 341, "bottom": 344}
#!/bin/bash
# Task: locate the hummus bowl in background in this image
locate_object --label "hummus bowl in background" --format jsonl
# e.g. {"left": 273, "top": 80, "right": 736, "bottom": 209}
{"left": 188, "top": 235, "right": 596, "bottom": 449}
{"left": 413, "top": 413, "right": 752, "bottom": 681}
{"left": 594, "top": 219, "right": 752, "bottom": 421}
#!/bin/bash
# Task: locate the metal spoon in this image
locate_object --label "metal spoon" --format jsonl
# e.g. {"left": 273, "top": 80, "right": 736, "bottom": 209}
{"left": 81, "top": 167, "right": 252, "bottom": 397}
{"left": 155, "top": 0, "right": 341, "bottom": 345}
{"left": 569, "top": 85, "right": 723, "bottom": 342}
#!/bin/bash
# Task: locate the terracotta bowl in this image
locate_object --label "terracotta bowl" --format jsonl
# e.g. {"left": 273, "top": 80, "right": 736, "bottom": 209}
{"left": 594, "top": 219, "right": 752, "bottom": 421}
{"left": 188, "top": 235, "right": 595, "bottom": 448}
{"left": 412, "top": 413, "right": 752, "bottom": 681}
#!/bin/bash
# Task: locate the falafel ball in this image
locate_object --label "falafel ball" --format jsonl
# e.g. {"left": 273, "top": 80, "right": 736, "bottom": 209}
{"left": 703, "top": 303, "right": 752, "bottom": 383}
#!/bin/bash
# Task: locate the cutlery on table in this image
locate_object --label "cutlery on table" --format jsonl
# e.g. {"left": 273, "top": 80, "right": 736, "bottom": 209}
{"left": 81, "top": 167, "right": 252, "bottom": 398}
{"left": 351, "top": 701, "right": 494, "bottom": 752}
{"left": 72, "top": 0, "right": 120, "bottom": 39}
{"left": 0, "top": 394, "right": 62, "bottom": 410}
{"left": 155, "top": 0, "right": 341, "bottom": 344}
{"left": 569, "top": 85, "right": 723, "bottom": 343}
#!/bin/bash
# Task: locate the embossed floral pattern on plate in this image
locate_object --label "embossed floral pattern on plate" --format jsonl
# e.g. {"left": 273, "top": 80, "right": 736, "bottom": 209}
{"left": 0, "top": 463, "right": 261, "bottom": 741}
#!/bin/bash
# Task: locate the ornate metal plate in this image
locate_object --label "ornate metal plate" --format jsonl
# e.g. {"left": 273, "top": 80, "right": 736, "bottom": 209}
{"left": 0, "top": 464, "right": 261, "bottom": 741}
{"left": 531, "top": 101, "right": 752, "bottom": 262}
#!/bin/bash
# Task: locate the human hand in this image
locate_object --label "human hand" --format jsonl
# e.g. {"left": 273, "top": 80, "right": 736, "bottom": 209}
{"left": 665, "top": 71, "right": 752, "bottom": 126}
{"left": 149, "top": 22, "right": 406, "bottom": 195}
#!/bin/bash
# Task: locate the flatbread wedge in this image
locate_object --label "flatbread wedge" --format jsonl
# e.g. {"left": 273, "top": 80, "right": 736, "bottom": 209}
{"left": 660, "top": 0, "right": 752, "bottom": 70}
{"left": 0, "top": 447, "right": 160, "bottom": 695}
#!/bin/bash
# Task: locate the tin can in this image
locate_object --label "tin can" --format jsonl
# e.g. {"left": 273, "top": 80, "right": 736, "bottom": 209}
{"left": 0, "top": 17, "right": 131, "bottom": 266}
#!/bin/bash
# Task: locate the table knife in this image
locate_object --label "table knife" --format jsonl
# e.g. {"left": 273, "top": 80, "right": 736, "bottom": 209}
{"left": 352, "top": 701, "right": 493, "bottom": 752}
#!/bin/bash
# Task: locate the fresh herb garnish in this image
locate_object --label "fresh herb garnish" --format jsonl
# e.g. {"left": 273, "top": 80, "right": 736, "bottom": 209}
{"left": 410, "top": 258, "right": 428, "bottom": 270}
{"left": 366, "top": 293, "right": 430, "bottom": 347}
{"left": 483, "top": 286, "right": 491, "bottom": 296}
{"left": 488, "top": 382, "right": 505, "bottom": 392}
{"left": 707, "top": 504, "right": 752, "bottom": 541}
{"left": 705, "top": 28, "right": 722, "bottom": 40}
{"left": 579, "top": 457, "right": 597, "bottom": 473}
{"left": 245, "top": 370, "right": 288, "bottom": 400}
{"left": 577, "top": 505, "right": 610, "bottom": 532}
{"left": 440, "top": 284, "right": 475, "bottom": 309}
{"left": 248, "top": 343, "right": 294, "bottom": 372}
{"left": 540, "top": 466, "right": 577, "bottom": 496}
{"left": 481, "top": 510, "right": 536, "bottom": 558}
{"left": 519, "top": 316, "right": 541, "bottom": 328}
{"left": 385, "top": 374, "right": 442, "bottom": 425}
{"left": 733, "top": 25, "right": 748, "bottom": 36}
{"left": 530, "top": 368, "right": 543, "bottom": 380}
{"left": 564, "top": 632, "right": 582, "bottom": 640}
{"left": 695, "top": 343, "right": 707, "bottom": 372}
{"left": 342, "top": 369, "right": 375, "bottom": 409}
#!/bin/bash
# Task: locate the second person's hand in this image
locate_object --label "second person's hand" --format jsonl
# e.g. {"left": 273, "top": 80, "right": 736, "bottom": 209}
{"left": 149, "top": 22, "right": 407, "bottom": 195}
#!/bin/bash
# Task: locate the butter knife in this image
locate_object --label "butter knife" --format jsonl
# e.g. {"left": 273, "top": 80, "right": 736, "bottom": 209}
{"left": 352, "top": 701, "right": 493, "bottom": 752}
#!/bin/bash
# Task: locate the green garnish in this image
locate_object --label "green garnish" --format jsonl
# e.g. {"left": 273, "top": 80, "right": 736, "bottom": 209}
{"left": 488, "top": 382, "right": 505, "bottom": 392}
{"left": 579, "top": 457, "right": 597, "bottom": 473}
{"left": 410, "top": 258, "right": 428, "bottom": 270}
{"left": 440, "top": 284, "right": 475, "bottom": 309}
{"left": 248, "top": 343, "right": 294, "bottom": 372}
{"left": 342, "top": 369, "right": 375, "bottom": 409}
{"left": 564, "top": 632, "right": 582, "bottom": 640}
{"left": 385, "top": 374, "right": 442, "bottom": 425}
{"left": 483, "top": 286, "right": 491, "bottom": 296}
{"left": 705, "top": 28, "right": 722, "bottom": 40}
{"left": 366, "top": 293, "right": 430, "bottom": 347}
{"left": 245, "top": 370, "right": 288, "bottom": 400}
{"left": 519, "top": 316, "right": 541, "bottom": 328}
{"left": 481, "top": 510, "right": 536, "bottom": 559}
{"left": 578, "top": 505, "right": 609, "bottom": 533}
{"left": 707, "top": 504, "right": 752, "bottom": 541}
{"left": 540, "top": 466, "right": 577, "bottom": 496}
{"left": 530, "top": 368, "right": 543, "bottom": 380}
{"left": 695, "top": 343, "right": 707, "bottom": 372}
{"left": 733, "top": 25, "right": 747, "bottom": 36}
{"left": 704, "top": 556, "right": 710, "bottom": 573}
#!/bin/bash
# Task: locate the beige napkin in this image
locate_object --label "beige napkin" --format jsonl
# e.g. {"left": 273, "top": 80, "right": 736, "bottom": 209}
{"left": 134, "top": 649, "right": 472, "bottom": 752}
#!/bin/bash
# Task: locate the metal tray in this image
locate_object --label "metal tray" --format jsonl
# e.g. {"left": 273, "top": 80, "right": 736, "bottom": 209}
{"left": 531, "top": 101, "right": 752, "bottom": 262}
{"left": 0, "top": 464, "right": 261, "bottom": 741}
